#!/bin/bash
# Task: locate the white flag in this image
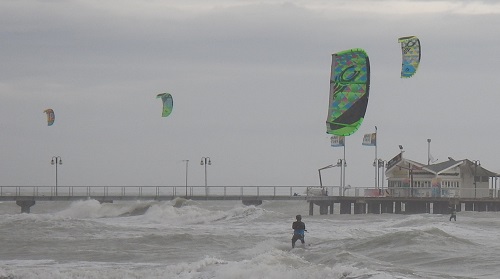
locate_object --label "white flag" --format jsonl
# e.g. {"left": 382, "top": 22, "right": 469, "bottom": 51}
{"left": 331, "top": 135, "right": 345, "bottom": 147}
{"left": 362, "top": 133, "right": 376, "bottom": 146}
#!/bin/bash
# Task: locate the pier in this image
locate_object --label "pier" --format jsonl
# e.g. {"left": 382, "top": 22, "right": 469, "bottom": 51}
{"left": 305, "top": 196, "right": 500, "bottom": 215}
{"left": 2, "top": 185, "right": 500, "bottom": 214}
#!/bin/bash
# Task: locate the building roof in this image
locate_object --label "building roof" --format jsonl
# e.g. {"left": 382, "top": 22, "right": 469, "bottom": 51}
{"left": 461, "top": 159, "right": 499, "bottom": 177}
{"left": 422, "top": 159, "right": 463, "bottom": 175}
{"left": 385, "top": 154, "right": 499, "bottom": 177}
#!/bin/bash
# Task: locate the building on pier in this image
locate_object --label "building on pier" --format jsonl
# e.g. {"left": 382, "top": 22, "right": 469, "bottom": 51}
{"left": 385, "top": 153, "right": 499, "bottom": 199}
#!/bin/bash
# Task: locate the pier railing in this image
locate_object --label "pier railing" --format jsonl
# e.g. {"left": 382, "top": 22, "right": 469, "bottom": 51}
{"left": 0, "top": 185, "right": 336, "bottom": 200}
{"left": 0, "top": 185, "right": 497, "bottom": 200}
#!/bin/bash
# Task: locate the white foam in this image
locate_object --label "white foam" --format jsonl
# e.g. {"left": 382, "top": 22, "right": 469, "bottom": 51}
{"left": 143, "top": 201, "right": 265, "bottom": 226}
{"left": 54, "top": 200, "right": 156, "bottom": 219}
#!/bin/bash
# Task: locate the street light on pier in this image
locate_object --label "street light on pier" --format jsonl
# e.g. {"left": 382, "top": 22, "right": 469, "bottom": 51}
{"left": 182, "top": 160, "right": 189, "bottom": 198}
{"left": 200, "top": 157, "right": 211, "bottom": 196}
{"left": 373, "top": 159, "right": 386, "bottom": 192}
{"left": 318, "top": 159, "right": 343, "bottom": 190}
{"left": 339, "top": 159, "right": 347, "bottom": 196}
{"left": 472, "top": 160, "right": 481, "bottom": 198}
{"left": 321, "top": 159, "right": 347, "bottom": 196}
{"left": 51, "top": 156, "right": 62, "bottom": 196}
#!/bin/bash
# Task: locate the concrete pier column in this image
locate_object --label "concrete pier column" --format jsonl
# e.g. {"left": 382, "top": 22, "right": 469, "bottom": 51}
{"left": 464, "top": 202, "right": 473, "bottom": 211}
{"left": 367, "top": 202, "right": 380, "bottom": 214}
{"left": 16, "top": 200, "right": 36, "bottom": 213}
{"left": 406, "top": 202, "right": 427, "bottom": 214}
{"left": 319, "top": 203, "right": 328, "bottom": 215}
{"left": 354, "top": 203, "right": 366, "bottom": 214}
{"left": 433, "top": 202, "right": 448, "bottom": 214}
{"left": 486, "top": 203, "right": 493, "bottom": 212}
{"left": 309, "top": 201, "right": 314, "bottom": 216}
{"left": 475, "top": 202, "right": 486, "bottom": 212}
{"left": 394, "top": 202, "right": 402, "bottom": 214}
{"left": 432, "top": 202, "right": 440, "bottom": 214}
{"left": 455, "top": 202, "right": 462, "bottom": 212}
{"left": 329, "top": 201, "right": 334, "bottom": 214}
{"left": 381, "top": 201, "right": 393, "bottom": 213}
{"left": 98, "top": 200, "right": 113, "bottom": 204}
{"left": 404, "top": 202, "right": 414, "bottom": 214}
{"left": 340, "top": 202, "right": 351, "bottom": 214}
{"left": 420, "top": 202, "right": 428, "bottom": 213}
{"left": 486, "top": 202, "right": 499, "bottom": 212}
{"left": 492, "top": 203, "right": 500, "bottom": 212}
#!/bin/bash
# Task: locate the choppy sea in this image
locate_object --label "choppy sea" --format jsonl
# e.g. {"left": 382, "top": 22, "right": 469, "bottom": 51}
{"left": 1, "top": 199, "right": 499, "bottom": 279}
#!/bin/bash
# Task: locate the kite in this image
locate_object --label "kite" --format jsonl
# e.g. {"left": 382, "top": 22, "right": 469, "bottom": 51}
{"left": 156, "top": 93, "right": 173, "bottom": 117}
{"left": 43, "top": 109, "right": 55, "bottom": 126}
{"left": 398, "top": 36, "right": 421, "bottom": 78}
{"left": 326, "top": 48, "right": 370, "bottom": 136}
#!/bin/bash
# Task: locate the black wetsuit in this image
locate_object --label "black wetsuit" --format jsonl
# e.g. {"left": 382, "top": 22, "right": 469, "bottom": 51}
{"left": 291, "top": 221, "right": 306, "bottom": 248}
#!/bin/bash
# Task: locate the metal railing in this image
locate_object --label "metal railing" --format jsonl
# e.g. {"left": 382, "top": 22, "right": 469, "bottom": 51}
{"left": 0, "top": 185, "right": 330, "bottom": 200}
{"left": 1, "top": 185, "right": 496, "bottom": 200}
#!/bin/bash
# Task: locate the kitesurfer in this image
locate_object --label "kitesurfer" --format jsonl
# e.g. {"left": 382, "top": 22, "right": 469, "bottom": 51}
{"left": 292, "top": 215, "right": 306, "bottom": 248}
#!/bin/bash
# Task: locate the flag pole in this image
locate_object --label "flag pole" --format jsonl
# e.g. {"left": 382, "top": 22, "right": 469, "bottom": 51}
{"left": 375, "top": 126, "right": 378, "bottom": 190}
{"left": 343, "top": 139, "right": 346, "bottom": 196}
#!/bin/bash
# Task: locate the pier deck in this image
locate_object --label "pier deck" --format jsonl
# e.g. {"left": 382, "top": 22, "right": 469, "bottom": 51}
{"left": 2, "top": 185, "right": 500, "bottom": 214}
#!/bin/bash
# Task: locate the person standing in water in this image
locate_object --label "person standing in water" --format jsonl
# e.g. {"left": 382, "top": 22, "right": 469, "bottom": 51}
{"left": 291, "top": 215, "right": 306, "bottom": 248}
{"left": 449, "top": 207, "right": 457, "bottom": 221}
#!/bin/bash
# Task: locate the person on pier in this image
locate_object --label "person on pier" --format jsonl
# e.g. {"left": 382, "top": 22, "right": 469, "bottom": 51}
{"left": 292, "top": 215, "right": 306, "bottom": 248}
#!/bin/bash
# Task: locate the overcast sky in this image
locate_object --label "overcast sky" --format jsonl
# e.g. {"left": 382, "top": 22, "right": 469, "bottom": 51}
{"left": 1, "top": 0, "right": 499, "bottom": 190}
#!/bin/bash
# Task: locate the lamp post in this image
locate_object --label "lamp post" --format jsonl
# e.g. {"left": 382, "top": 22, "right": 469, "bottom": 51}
{"left": 182, "top": 160, "right": 189, "bottom": 198}
{"left": 373, "top": 159, "right": 386, "bottom": 194}
{"left": 472, "top": 160, "right": 481, "bottom": 198}
{"left": 427, "top": 139, "right": 431, "bottom": 165}
{"left": 51, "top": 156, "right": 62, "bottom": 196}
{"left": 375, "top": 159, "right": 386, "bottom": 192}
{"left": 200, "top": 157, "right": 211, "bottom": 196}
{"left": 340, "top": 159, "right": 347, "bottom": 196}
{"left": 318, "top": 160, "right": 343, "bottom": 195}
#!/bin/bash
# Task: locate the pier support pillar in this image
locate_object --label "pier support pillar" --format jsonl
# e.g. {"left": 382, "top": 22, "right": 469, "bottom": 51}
{"left": 319, "top": 203, "right": 328, "bottom": 215}
{"left": 433, "top": 201, "right": 448, "bottom": 214}
{"left": 394, "top": 202, "right": 402, "bottom": 214}
{"left": 98, "top": 200, "right": 113, "bottom": 204}
{"left": 367, "top": 202, "right": 380, "bottom": 214}
{"left": 354, "top": 203, "right": 366, "bottom": 214}
{"left": 16, "top": 200, "right": 36, "bottom": 214}
{"left": 486, "top": 202, "right": 493, "bottom": 212}
{"left": 329, "top": 201, "right": 334, "bottom": 214}
{"left": 242, "top": 199, "right": 262, "bottom": 206}
{"left": 475, "top": 202, "right": 486, "bottom": 212}
{"left": 309, "top": 201, "right": 314, "bottom": 216}
{"left": 340, "top": 202, "right": 351, "bottom": 214}
{"left": 465, "top": 202, "right": 473, "bottom": 211}
{"left": 405, "top": 202, "right": 427, "bottom": 214}
{"left": 381, "top": 201, "right": 393, "bottom": 213}
{"left": 490, "top": 203, "right": 500, "bottom": 212}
